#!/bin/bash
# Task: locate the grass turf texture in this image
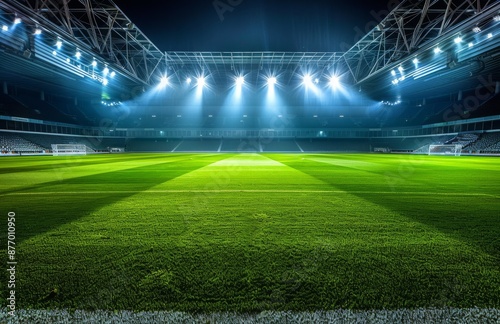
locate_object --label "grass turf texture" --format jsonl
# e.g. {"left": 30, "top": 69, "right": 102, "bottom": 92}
{"left": 0, "top": 153, "right": 499, "bottom": 312}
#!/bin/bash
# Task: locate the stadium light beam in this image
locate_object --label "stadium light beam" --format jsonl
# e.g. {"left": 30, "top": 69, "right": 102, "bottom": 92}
{"left": 233, "top": 75, "right": 245, "bottom": 101}
{"left": 224, "top": 75, "right": 246, "bottom": 109}
{"left": 2, "top": 25, "right": 8, "bottom": 32}
{"left": 236, "top": 76, "right": 245, "bottom": 86}
{"left": 267, "top": 76, "right": 277, "bottom": 86}
{"left": 265, "top": 75, "right": 278, "bottom": 106}
{"left": 197, "top": 76, "right": 206, "bottom": 88}
{"left": 300, "top": 72, "right": 322, "bottom": 98}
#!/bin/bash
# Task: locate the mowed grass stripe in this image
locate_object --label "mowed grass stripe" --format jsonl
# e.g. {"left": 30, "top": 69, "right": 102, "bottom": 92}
{"left": 0, "top": 153, "right": 181, "bottom": 174}
{"left": 0, "top": 153, "right": 230, "bottom": 194}
{"left": 150, "top": 153, "right": 328, "bottom": 191}
{"left": 268, "top": 153, "right": 500, "bottom": 257}
{"left": 267, "top": 153, "right": 500, "bottom": 195}
{"left": 0, "top": 154, "right": 231, "bottom": 243}
{"left": 3, "top": 190, "right": 498, "bottom": 197}
{"left": 0, "top": 155, "right": 208, "bottom": 193}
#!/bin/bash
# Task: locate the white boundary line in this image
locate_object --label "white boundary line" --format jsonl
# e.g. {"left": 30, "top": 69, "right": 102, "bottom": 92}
{"left": 2, "top": 308, "right": 499, "bottom": 323}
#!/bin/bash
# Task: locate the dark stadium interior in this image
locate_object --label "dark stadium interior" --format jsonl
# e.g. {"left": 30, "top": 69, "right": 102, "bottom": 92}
{"left": 0, "top": 0, "right": 499, "bottom": 154}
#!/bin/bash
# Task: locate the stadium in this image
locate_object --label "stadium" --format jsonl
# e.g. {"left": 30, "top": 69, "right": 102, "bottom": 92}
{"left": 1, "top": 0, "right": 499, "bottom": 322}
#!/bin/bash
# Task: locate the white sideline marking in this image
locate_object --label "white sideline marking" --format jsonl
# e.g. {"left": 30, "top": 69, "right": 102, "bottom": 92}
{"left": 10, "top": 308, "right": 500, "bottom": 323}
{"left": 3, "top": 190, "right": 498, "bottom": 197}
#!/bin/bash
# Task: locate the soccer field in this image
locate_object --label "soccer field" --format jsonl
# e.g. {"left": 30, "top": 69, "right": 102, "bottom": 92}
{"left": 0, "top": 153, "right": 499, "bottom": 312}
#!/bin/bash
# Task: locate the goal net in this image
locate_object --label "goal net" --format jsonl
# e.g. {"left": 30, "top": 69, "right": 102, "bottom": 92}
{"left": 51, "top": 144, "right": 87, "bottom": 156}
{"left": 109, "top": 147, "right": 125, "bottom": 153}
{"left": 428, "top": 144, "right": 462, "bottom": 156}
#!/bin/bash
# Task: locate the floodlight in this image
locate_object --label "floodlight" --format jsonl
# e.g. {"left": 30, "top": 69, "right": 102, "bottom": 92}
{"left": 75, "top": 50, "right": 81, "bottom": 59}
{"left": 102, "top": 78, "right": 108, "bottom": 86}
{"left": 434, "top": 47, "right": 441, "bottom": 54}
{"left": 34, "top": 28, "right": 42, "bottom": 35}
{"left": 56, "top": 40, "right": 62, "bottom": 49}
{"left": 267, "top": 76, "right": 277, "bottom": 86}
{"left": 14, "top": 18, "right": 21, "bottom": 25}
{"left": 52, "top": 50, "right": 57, "bottom": 56}
{"left": 159, "top": 76, "right": 169, "bottom": 87}
{"left": 197, "top": 76, "right": 206, "bottom": 87}
{"left": 235, "top": 76, "right": 244, "bottom": 86}
{"left": 329, "top": 75, "right": 340, "bottom": 88}
{"left": 302, "top": 74, "right": 313, "bottom": 86}
{"left": 2, "top": 25, "right": 8, "bottom": 32}
{"left": 473, "top": 26, "right": 481, "bottom": 33}
{"left": 110, "top": 71, "right": 116, "bottom": 78}
{"left": 454, "top": 36, "right": 462, "bottom": 44}
{"left": 494, "top": 15, "right": 500, "bottom": 22}
{"left": 91, "top": 59, "right": 97, "bottom": 68}
{"left": 412, "top": 58, "right": 419, "bottom": 65}
{"left": 186, "top": 77, "right": 192, "bottom": 85}
{"left": 487, "top": 33, "right": 493, "bottom": 39}
{"left": 103, "top": 67, "right": 109, "bottom": 76}
{"left": 468, "top": 42, "right": 474, "bottom": 48}
{"left": 398, "top": 66, "right": 404, "bottom": 73}
{"left": 391, "top": 70, "right": 396, "bottom": 76}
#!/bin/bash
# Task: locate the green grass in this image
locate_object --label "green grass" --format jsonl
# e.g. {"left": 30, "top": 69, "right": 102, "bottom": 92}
{"left": 0, "top": 153, "right": 499, "bottom": 312}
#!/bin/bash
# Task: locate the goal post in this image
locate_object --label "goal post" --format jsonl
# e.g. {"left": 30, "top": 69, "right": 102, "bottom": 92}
{"left": 428, "top": 144, "right": 462, "bottom": 156}
{"left": 51, "top": 144, "right": 87, "bottom": 156}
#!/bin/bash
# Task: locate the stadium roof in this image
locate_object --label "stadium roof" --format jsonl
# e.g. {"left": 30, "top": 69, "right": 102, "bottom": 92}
{"left": 0, "top": 0, "right": 499, "bottom": 101}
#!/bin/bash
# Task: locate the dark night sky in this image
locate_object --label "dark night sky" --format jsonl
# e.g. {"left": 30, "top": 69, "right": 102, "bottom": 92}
{"left": 114, "top": 0, "right": 392, "bottom": 52}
